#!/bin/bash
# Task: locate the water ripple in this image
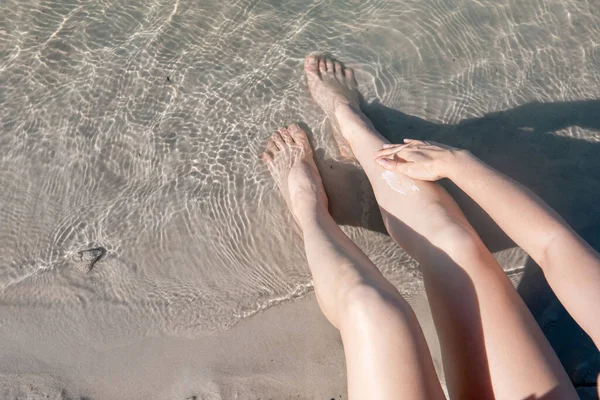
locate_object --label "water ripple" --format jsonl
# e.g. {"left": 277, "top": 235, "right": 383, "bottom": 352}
{"left": 0, "top": 0, "right": 599, "bottom": 342}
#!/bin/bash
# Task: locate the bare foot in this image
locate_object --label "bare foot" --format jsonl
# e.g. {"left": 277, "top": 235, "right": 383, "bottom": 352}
{"left": 304, "top": 54, "right": 360, "bottom": 158}
{"left": 261, "top": 124, "right": 328, "bottom": 227}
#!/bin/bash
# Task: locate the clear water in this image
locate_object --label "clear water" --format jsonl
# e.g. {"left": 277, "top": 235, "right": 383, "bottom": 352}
{"left": 1, "top": 0, "right": 599, "bottom": 346}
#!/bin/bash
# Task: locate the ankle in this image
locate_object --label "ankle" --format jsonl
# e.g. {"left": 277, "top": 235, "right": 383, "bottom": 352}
{"left": 296, "top": 202, "right": 330, "bottom": 232}
{"left": 334, "top": 102, "right": 361, "bottom": 121}
{"left": 334, "top": 103, "right": 373, "bottom": 138}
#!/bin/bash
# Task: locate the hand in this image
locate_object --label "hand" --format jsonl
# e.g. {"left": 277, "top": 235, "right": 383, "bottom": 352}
{"left": 374, "top": 139, "right": 463, "bottom": 181}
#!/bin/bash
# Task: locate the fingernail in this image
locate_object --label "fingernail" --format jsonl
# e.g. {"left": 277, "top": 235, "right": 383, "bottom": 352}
{"left": 404, "top": 138, "right": 413, "bottom": 143}
{"left": 383, "top": 144, "right": 394, "bottom": 148}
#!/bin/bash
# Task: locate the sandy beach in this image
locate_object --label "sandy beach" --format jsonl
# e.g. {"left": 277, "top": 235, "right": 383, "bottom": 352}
{"left": 2, "top": 286, "right": 452, "bottom": 399}
{"left": 1, "top": 0, "right": 599, "bottom": 397}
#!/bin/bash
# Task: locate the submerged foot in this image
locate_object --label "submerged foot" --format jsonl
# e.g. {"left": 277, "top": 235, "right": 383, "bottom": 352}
{"left": 304, "top": 54, "right": 360, "bottom": 158}
{"left": 261, "top": 124, "right": 328, "bottom": 227}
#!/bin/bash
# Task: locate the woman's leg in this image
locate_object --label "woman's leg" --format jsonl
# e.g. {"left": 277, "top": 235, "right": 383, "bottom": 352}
{"left": 304, "top": 54, "right": 577, "bottom": 399}
{"left": 262, "top": 124, "right": 445, "bottom": 400}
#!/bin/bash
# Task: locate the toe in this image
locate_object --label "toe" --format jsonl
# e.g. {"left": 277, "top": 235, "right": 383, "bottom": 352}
{"left": 271, "top": 131, "right": 286, "bottom": 149}
{"left": 304, "top": 55, "right": 319, "bottom": 75}
{"left": 266, "top": 139, "right": 279, "bottom": 155}
{"left": 290, "top": 125, "right": 309, "bottom": 146}
{"left": 280, "top": 127, "right": 295, "bottom": 144}
{"left": 318, "top": 58, "right": 327, "bottom": 75}
{"left": 325, "top": 57, "right": 334, "bottom": 74}
{"left": 288, "top": 124, "right": 302, "bottom": 143}
{"left": 344, "top": 67, "right": 357, "bottom": 87}
{"left": 334, "top": 61, "right": 343, "bottom": 80}
{"left": 261, "top": 151, "right": 274, "bottom": 163}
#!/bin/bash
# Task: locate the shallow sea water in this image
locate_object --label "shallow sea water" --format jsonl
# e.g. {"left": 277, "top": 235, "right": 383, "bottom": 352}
{"left": 1, "top": 0, "right": 599, "bottom": 351}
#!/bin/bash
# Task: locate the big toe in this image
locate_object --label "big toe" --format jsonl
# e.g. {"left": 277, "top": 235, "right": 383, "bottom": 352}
{"left": 289, "top": 124, "right": 310, "bottom": 148}
{"left": 288, "top": 123, "right": 303, "bottom": 138}
{"left": 304, "top": 55, "right": 319, "bottom": 77}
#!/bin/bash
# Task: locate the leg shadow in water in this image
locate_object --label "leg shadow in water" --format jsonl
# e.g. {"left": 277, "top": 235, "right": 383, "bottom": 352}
{"left": 518, "top": 224, "right": 600, "bottom": 399}
{"left": 362, "top": 98, "right": 600, "bottom": 252}
{"left": 297, "top": 122, "right": 387, "bottom": 234}
{"left": 307, "top": 98, "right": 600, "bottom": 398}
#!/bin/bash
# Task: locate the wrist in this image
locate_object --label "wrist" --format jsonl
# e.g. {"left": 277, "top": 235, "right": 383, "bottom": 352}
{"left": 444, "top": 149, "right": 475, "bottom": 181}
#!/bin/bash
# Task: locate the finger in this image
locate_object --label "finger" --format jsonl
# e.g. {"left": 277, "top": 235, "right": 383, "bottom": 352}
{"left": 375, "top": 157, "right": 404, "bottom": 171}
{"left": 374, "top": 147, "right": 402, "bottom": 158}
{"left": 382, "top": 140, "right": 423, "bottom": 151}
{"left": 404, "top": 138, "right": 428, "bottom": 147}
{"left": 374, "top": 143, "right": 410, "bottom": 158}
{"left": 423, "top": 140, "right": 445, "bottom": 148}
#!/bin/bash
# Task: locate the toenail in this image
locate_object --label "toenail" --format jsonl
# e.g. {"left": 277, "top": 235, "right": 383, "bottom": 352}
{"left": 289, "top": 124, "right": 299, "bottom": 131}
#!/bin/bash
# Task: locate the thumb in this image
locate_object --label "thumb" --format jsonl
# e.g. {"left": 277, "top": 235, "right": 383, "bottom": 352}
{"left": 375, "top": 157, "right": 401, "bottom": 171}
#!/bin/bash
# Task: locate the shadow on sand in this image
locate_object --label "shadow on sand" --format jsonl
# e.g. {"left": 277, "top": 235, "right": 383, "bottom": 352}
{"left": 310, "top": 98, "right": 600, "bottom": 397}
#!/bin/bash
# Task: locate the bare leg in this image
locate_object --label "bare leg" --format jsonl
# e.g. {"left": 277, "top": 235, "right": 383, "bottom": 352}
{"left": 305, "top": 54, "right": 577, "bottom": 399}
{"left": 262, "top": 124, "right": 445, "bottom": 400}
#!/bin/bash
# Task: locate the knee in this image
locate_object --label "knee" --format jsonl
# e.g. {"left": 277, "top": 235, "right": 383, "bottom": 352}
{"left": 431, "top": 221, "right": 485, "bottom": 261}
{"left": 340, "top": 282, "right": 407, "bottom": 323}
{"left": 337, "top": 283, "right": 423, "bottom": 341}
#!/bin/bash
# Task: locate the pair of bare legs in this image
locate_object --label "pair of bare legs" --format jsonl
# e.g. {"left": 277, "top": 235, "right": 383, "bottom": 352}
{"left": 262, "top": 55, "right": 578, "bottom": 399}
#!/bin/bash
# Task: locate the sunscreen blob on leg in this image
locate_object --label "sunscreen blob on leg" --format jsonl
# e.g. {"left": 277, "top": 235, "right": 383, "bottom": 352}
{"left": 381, "top": 170, "right": 420, "bottom": 195}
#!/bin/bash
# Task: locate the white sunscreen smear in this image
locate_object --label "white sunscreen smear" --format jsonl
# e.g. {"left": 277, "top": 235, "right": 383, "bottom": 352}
{"left": 381, "top": 170, "right": 420, "bottom": 195}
